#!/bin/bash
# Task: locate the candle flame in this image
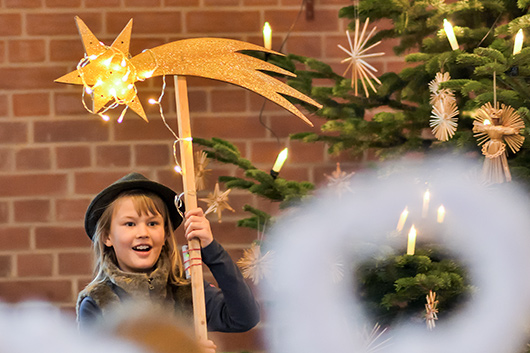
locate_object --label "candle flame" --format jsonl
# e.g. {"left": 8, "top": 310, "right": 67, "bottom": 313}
{"left": 407, "top": 225, "right": 417, "bottom": 255}
{"left": 514, "top": 29, "right": 524, "bottom": 55}
{"left": 263, "top": 22, "right": 272, "bottom": 50}
{"left": 437, "top": 205, "right": 446, "bottom": 223}
{"left": 443, "top": 19, "right": 459, "bottom": 51}
{"left": 396, "top": 207, "right": 409, "bottom": 232}
{"left": 272, "top": 148, "right": 288, "bottom": 173}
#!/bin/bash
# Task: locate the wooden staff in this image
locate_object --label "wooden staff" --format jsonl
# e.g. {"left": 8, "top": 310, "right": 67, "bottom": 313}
{"left": 174, "top": 75, "right": 208, "bottom": 341}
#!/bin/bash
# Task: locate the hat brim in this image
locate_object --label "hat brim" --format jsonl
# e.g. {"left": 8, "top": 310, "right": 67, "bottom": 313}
{"left": 85, "top": 178, "right": 184, "bottom": 240}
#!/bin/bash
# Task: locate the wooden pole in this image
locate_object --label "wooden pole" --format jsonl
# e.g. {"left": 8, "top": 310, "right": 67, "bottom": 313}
{"left": 174, "top": 75, "right": 208, "bottom": 341}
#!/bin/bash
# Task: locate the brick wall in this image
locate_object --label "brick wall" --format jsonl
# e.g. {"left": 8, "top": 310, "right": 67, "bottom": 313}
{"left": 0, "top": 0, "right": 403, "bottom": 351}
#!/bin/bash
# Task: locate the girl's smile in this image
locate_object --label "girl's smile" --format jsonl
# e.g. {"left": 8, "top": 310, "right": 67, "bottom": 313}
{"left": 104, "top": 196, "right": 166, "bottom": 273}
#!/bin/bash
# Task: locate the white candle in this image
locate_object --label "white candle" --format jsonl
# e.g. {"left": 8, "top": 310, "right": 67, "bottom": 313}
{"left": 396, "top": 207, "right": 409, "bottom": 232}
{"left": 437, "top": 205, "right": 445, "bottom": 223}
{"left": 443, "top": 19, "right": 459, "bottom": 51}
{"left": 263, "top": 22, "right": 272, "bottom": 50}
{"left": 514, "top": 29, "right": 524, "bottom": 55}
{"left": 272, "top": 148, "right": 288, "bottom": 173}
{"left": 422, "top": 189, "right": 430, "bottom": 218}
{"left": 407, "top": 225, "right": 417, "bottom": 255}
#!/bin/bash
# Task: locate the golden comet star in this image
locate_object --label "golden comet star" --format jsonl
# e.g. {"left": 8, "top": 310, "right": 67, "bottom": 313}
{"left": 338, "top": 17, "right": 385, "bottom": 97}
{"left": 55, "top": 17, "right": 322, "bottom": 125}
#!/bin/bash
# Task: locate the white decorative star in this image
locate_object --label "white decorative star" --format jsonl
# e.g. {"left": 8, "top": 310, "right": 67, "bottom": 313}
{"left": 237, "top": 242, "right": 275, "bottom": 285}
{"left": 338, "top": 18, "right": 385, "bottom": 97}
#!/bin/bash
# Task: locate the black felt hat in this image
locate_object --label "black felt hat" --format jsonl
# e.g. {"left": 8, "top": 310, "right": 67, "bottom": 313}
{"left": 84, "top": 172, "right": 185, "bottom": 240}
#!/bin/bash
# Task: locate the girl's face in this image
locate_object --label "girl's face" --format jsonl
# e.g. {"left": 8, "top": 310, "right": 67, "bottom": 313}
{"left": 104, "top": 196, "right": 166, "bottom": 273}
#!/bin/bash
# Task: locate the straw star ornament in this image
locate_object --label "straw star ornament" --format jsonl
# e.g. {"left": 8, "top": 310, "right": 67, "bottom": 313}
{"left": 237, "top": 241, "right": 275, "bottom": 285}
{"left": 429, "top": 72, "right": 459, "bottom": 141}
{"left": 199, "top": 182, "right": 235, "bottom": 222}
{"left": 338, "top": 18, "right": 385, "bottom": 97}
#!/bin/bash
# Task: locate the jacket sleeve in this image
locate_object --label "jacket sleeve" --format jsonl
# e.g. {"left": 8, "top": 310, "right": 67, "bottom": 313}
{"left": 77, "top": 296, "right": 103, "bottom": 330}
{"left": 202, "top": 239, "right": 260, "bottom": 332}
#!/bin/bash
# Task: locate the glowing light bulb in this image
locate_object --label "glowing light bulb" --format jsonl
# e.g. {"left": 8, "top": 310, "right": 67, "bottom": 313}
{"left": 121, "top": 58, "right": 127, "bottom": 67}
{"left": 443, "top": 19, "right": 459, "bottom": 50}
{"left": 88, "top": 55, "right": 98, "bottom": 60}
{"left": 263, "top": 22, "right": 272, "bottom": 50}
{"left": 100, "top": 114, "right": 110, "bottom": 121}
{"left": 174, "top": 165, "right": 182, "bottom": 174}
{"left": 148, "top": 98, "right": 158, "bottom": 104}
{"left": 85, "top": 86, "right": 93, "bottom": 95}
{"left": 109, "top": 87, "right": 117, "bottom": 98}
{"left": 127, "top": 84, "right": 134, "bottom": 90}
{"left": 102, "top": 57, "right": 113, "bottom": 67}
{"left": 484, "top": 119, "right": 491, "bottom": 125}
{"left": 141, "top": 70, "right": 154, "bottom": 79}
{"left": 514, "top": 29, "right": 524, "bottom": 55}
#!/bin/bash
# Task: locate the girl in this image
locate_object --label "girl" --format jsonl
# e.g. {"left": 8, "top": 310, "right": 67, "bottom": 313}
{"left": 77, "top": 172, "right": 260, "bottom": 336}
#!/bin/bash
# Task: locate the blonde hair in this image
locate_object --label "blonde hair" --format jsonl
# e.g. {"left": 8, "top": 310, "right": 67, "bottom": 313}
{"left": 86, "top": 190, "right": 188, "bottom": 291}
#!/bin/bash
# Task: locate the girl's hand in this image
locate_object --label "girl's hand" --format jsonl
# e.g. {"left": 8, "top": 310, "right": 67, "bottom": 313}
{"left": 184, "top": 208, "right": 214, "bottom": 247}
{"left": 199, "top": 339, "right": 217, "bottom": 353}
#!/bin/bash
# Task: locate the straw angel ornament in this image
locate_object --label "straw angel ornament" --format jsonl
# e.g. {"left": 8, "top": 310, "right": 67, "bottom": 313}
{"left": 473, "top": 102, "right": 525, "bottom": 184}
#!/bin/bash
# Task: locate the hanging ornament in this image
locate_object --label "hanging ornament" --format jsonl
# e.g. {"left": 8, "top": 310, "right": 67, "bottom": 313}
{"left": 325, "top": 163, "right": 355, "bottom": 195}
{"left": 199, "top": 182, "right": 235, "bottom": 222}
{"left": 472, "top": 102, "right": 525, "bottom": 184}
{"left": 429, "top": 72, "right": 459, "bottom": 141}
{"left": 363, "top": 322, "right": 391, "bottom": 352}
{"left": 425, "top": 290, "right": 439, "bottom": 330}
{"left": 237, "top": 241, "right": 275, "bottom": 285}
{"left": 194, "top": 150, "right": 212, "bottom": 191}
{"left": 338, "top": 18, "right": 385, "bottom": 97}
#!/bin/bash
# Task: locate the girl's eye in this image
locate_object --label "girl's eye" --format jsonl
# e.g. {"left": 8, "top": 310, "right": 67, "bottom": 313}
{"left": 148, "top": 221, "right": 160, "bottom": 227}
{"left": 124, "top": 222, "right": 135, "bottom": 227}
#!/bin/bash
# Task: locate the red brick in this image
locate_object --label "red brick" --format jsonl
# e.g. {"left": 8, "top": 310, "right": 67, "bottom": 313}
{"left": 134, "top": 144, "right": 171, "bottom": 166}
{"left": 128, "top": 37, "right": 167, "bottom": 56}
{"left": 187, "top": 11, "right": 260, "bottom": 33}
{"left": 0, "top": 201, "right": 8, "bottom": 223}
{"left": 188, "top": 90, "right": 208, "bottom": 112}
{"left": 8, "top": 39, "right": 46, "bottom": 63}
{"left": 0, "top": 280, "right": 72, "bottom": 302}
{"left": 15, "top": 147, "right": 51, "bottom": 171}
{"left": 45, "top": 0, "right": 81, "bottom": 7}
{"left": 26, "top": 13, "right": 102, "bottom": 36}
{"left": 96, "top": 145, "right": 131, "bottom": 167}
{"left": 244, "top": 0, "right": 278, "bottom": 4}
{"left": 14, "top": 199, "right": 51, "bottom": 222}
{"left": 0, "top": 14, "right": 22, "bottom": 35}
{"left": 192, "top": 116, "right": 267, "bottom": 139}
{"left": 289, "top": 140, "right": 325, "bottom": 163}
{"left": 13, "top": 93, "right": 50, "bottom": 117}
{"left": 165, "top": 0, "right": 199, "bottom": 5}
{"left": 54, "top": 92, "right": 92, "bottom": 116}
{"left": 114, "top": 117, "right": 175, "bottom": 141}
{"left": 0, "top": 255, "right": 12, "bottom": 277}
{"left": 0, "top": 95, "right": 7, "bottom": 117}
{"left": 264, "top": 9, "right": 339, "bottom": 32}
{"left": 17, "top": 253, "right": 53, "bottom": 277}
{"left": 34, "top": 120, "right": 110, "bottom": 143}
{"left": 0, "top": 67, "right": 65, "bottom": 90}
{"left": 55, "top": 198, "right": 90, "bottom": 222}
{"left": 0, "top": 174, "right": 67, "bottom": 197}
{"left": 107, "top": 12, "right": 182, "bottom": 34}
{"left": 0, "top": 41, "right": 5, "bottom": 64}
{"left": 251, "top": 141, "right": 285, "bottom": 164}
{"left": 74, "top": 171, "right": 128, "bottom": 195}
{"left": 211, "top": 89, "right": 247, "bottom": 112}
{"left": 35, "top": 226, "right": 90, "bottom": 249}
{"left": 268, "top": 112, "right": 319, "bottom": 137}
{"left": 85, "top": 0, "right": 120, "bottom": 7}
{"left": 0, "top": 122, "right": 28, "bottom": 144}
{"left": 0, "top": 228, "right": 31, "bottom": 251}
{"left": 204, "top": 0, "right": 238, "bottom": 5}
{"left": 0, "top": 148, "right": 14, "bottom": 171}
{"left": 5, "top": 0, "right": 41, "bottom": 7}
{"left": 58, "top": 252, "right": 92, "bottom": 275}
{"left": 49, "top": 40, "right": 84, "bottom": 62}
{"left": 56, "top": 145, "right": 91, "bottom": 169}
{"left": 124, "top": 0, "right": 161, "bottom": 6}
{"left": 285, "top": 35, "right": 323, "bottom": 57}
